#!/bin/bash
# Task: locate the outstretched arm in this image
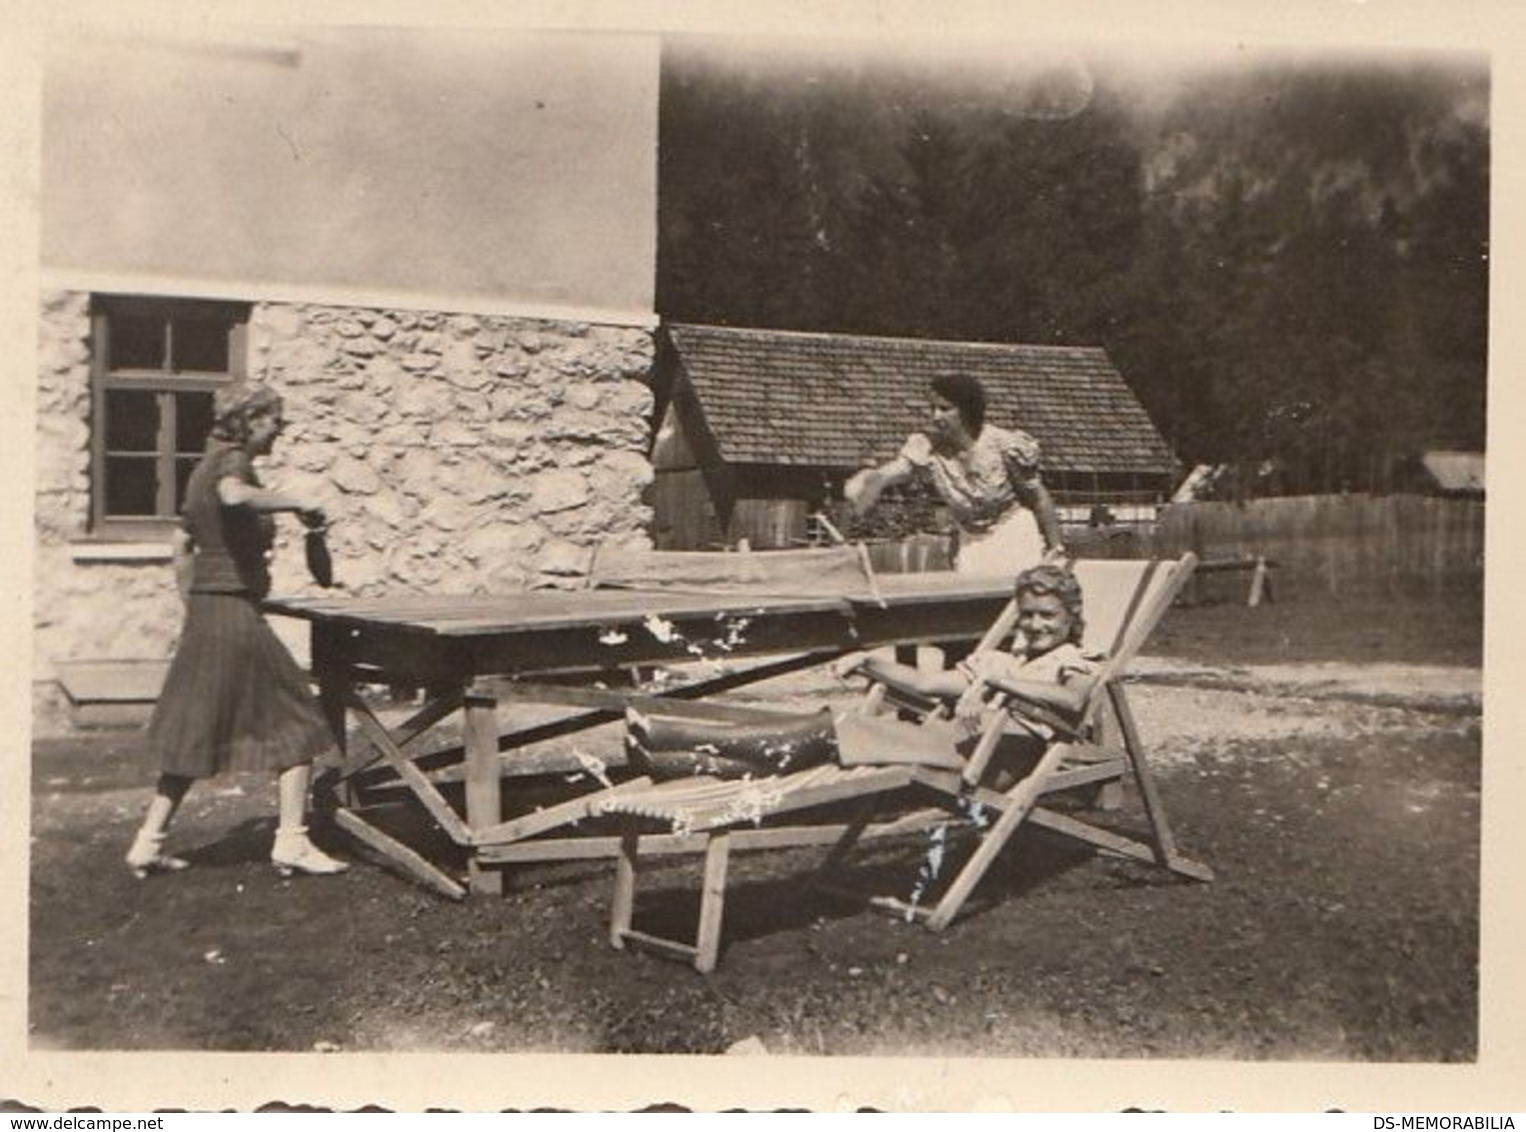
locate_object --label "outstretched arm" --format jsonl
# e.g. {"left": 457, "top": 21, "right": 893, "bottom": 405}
{"left": 845, "top": 435, "right": 927, "bottom": 516}
{"left": 843, "top": 459, "right": 913, "bottom": 516}
{"left": 852, "top": 652, "right": 969, "bottom": 700}
{"left": 217, "top": 477, "right": 327, "bottom": 528}
{"left": 980, "top": 669, "right": 1091, "bottom": 718}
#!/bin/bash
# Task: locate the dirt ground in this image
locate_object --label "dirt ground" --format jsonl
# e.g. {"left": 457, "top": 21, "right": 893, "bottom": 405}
{"left": 28, "top": 588, "right": 1483, "bottom": 1062}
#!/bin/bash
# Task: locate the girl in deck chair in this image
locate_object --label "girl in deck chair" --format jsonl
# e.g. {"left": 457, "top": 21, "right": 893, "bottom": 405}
{"left": 833, "top": 562, "right": 1101, "bottom": 785}
{"left": 628, "top": 564, "right": 1100, "bottom": 787}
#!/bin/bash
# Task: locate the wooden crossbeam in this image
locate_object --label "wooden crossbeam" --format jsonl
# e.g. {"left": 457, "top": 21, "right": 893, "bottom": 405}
{"left": 614, "top": 928, "right": 701, "bottom": 964}
{"left": 505, "top": 683, "right": 811, "bottom": 725}
{"left": 337, "top": 688, "right": 463, "bottom": 782}
{"left": 472, "top": 775, "right": 654, "bottom": 846}
{"left": 332, "top": 808, "right": 466, "bottom": 900}
{"left": 1026, "top": 806, "right": 1213, "bottom": 882}
{"left": 609, "top": 823, "right": 735, "bottom": 973}
{"left": 346, "top": 691, "right": 473, "bottom": 847}
{"left": 478, "top": 808, "right": 950, "bottom": 864}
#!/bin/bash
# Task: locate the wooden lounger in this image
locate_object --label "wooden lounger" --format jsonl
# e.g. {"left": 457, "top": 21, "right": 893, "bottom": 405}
{"left": 596, "top": 554, "right": 1211, "bottom": 971}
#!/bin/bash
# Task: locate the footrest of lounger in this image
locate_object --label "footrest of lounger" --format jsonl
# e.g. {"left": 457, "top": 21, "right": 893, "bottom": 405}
{"left": 600, "top": 765, "right": 919, "bottom": 973}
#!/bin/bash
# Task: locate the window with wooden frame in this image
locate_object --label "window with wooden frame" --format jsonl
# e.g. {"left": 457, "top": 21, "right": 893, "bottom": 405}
{"left": 90, "top": 296, "right": 250, "bottom": 538}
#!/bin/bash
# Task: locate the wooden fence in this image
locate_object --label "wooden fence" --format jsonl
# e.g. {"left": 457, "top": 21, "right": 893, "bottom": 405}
{"left": 860, "top": 494, "right": 1485, "bottom": 597}
{"left": 1153, "top": 494, "right": 1485, "bottom": 596}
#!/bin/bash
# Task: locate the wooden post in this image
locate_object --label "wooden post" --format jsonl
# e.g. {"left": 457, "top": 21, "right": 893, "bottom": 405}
{"left": 610, "top": 826, "right": 639, "bottom": 949}
{"left": 695, "top": 831, "right": 733, "bottom": 973}
{"left": 464, "top": 682, "right": 502, "bottom": 896}
{"left": 1247, "top": 555, "right": 1270, "bottom": 607}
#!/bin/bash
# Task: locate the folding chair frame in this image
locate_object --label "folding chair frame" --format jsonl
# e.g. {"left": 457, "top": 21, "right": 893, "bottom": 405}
{"left": 818, "top": 552, "right": 1212, "bottom": 931}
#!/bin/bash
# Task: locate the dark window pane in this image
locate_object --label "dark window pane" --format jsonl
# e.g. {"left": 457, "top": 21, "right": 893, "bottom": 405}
{"left": 175, "top": 391, "right": 215, "bottom": 453}
{"left": 174, "top": 315, "right": 231, "bottom": 372}
{"left": 104, "top": 390, "right": 159, "bottom": 452}
{"left": 109, "top": 312, "right": 166, "bottom": 371}
{"left": 105, "top": 456, "right": 158, "bottom": 516}
{"left": 175, "top": 456, "right": 200, "bottom": 512}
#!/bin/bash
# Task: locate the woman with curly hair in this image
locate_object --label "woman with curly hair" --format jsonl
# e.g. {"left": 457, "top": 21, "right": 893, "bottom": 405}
{"left": 843, "top": 371, "right": 1066, "bottom": 574}
{"left": 844, "top": 562, "right": 1094, "bottom": 735}
{"left": 125, "top": 382, "right": 348, "bottom": 879}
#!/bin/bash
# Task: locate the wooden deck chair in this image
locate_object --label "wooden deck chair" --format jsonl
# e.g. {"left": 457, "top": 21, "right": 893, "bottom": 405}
{"left": 593, "top": 554, "right": 1210, "bottom": 969}
{"left": 820, "top": 552, "right": 1212, "bottom": 932}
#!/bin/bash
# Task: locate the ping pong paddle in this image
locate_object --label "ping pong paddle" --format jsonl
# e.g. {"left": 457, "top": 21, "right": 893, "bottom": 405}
{"left": 304, "top": 527, "right": 335, "bottom": 588}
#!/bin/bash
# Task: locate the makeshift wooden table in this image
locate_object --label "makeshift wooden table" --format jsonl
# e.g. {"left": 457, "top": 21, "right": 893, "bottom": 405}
{"left": 265, "top": 574, "right": 1016, "bottom": 898}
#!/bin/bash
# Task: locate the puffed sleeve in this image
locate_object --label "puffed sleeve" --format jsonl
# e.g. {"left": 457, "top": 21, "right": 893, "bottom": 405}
{"left": 898, "top": 431, "right": 934, "bottom": 467}
{"left": 213, "top": 449, "right": 256, "bottom": 504}
{"left": 1000, "top": 428, "right": 1043, "bottom": 482}
{"left": 219, "top": 447, "right": 256, "bottom": 485}
{"left": 1053, "top": 647, "right": 1102, "bottom": 687}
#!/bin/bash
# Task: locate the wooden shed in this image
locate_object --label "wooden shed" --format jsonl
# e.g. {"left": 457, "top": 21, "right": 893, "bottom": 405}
{"left": 649, "top": 323, "right": 1181, "bottom": 551}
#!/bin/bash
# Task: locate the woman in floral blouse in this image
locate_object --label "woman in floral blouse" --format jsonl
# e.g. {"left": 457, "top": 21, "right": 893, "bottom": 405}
{"left": 844, "top": 371, "right": 1065, "bottom": 574}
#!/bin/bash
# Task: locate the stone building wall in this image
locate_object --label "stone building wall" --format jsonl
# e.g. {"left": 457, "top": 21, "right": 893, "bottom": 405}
{"left": 33, "top": 291, "right": 657, "bottom": 688}
{"left": 34, "top": 291, "right": 189, "bottom": 679}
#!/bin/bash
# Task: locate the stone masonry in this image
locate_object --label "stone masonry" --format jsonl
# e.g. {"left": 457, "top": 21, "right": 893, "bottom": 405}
{"left": 34, "top": 292, "right": 656, "bottom": 688}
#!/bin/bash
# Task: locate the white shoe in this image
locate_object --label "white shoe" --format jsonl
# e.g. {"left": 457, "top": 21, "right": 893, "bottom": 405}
{"left": 125, "top": 832, "right": 189, "bottom": 879}
{"left": 271, "top": 828, "right": 349, "bottom": 877}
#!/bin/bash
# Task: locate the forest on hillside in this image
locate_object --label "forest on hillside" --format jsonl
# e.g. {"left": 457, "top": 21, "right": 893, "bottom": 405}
{"left": 655, "top": 40, "right": 1489, "bottom": 495}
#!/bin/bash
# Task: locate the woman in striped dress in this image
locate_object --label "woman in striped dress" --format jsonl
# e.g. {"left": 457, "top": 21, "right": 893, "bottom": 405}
{"left": 125, "top": 382, "right": 348, "bottom": 879}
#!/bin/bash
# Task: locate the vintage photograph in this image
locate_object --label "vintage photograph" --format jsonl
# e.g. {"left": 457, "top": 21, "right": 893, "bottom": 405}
{"left": 11, "top": 2, "right": 1509, "bottom": 1113}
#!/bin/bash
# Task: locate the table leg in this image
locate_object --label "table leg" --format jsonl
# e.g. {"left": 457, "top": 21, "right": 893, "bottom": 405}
{"left": 464, "top": 682, "right": 503, "bottom": 896}
{"left": 312, "top": 627, "right": 352, "bottom": 819}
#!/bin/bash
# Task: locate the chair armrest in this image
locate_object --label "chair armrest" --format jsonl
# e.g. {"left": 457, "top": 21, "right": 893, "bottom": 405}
{"left": 872, "top": 682, "right": 948, "bottom": 720}
{"left": 994, "top": 686, "right": 1086, "bottom": 742}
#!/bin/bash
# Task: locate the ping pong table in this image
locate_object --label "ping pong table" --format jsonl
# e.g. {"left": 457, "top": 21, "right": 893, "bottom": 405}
{"left": 266, "top": 572, "right": 1014, "bottom": 897}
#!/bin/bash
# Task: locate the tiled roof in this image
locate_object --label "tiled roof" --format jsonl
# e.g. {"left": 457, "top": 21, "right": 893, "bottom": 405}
{"left": 666, "top": 323, "right": 1179, "bottom": 476}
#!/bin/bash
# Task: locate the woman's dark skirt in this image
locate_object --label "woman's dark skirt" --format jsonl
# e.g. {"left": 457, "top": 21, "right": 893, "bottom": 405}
{"left": 146, "top": 593, "right": 334, "bottom": 779}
